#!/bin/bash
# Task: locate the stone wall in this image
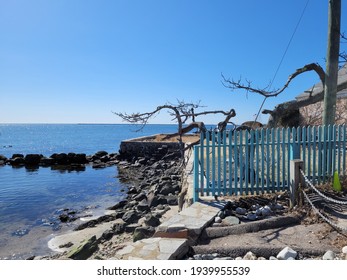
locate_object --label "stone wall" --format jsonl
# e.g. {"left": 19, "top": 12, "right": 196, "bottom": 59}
{"left": 119, "top": 135, "right": 182, "bottom": 161}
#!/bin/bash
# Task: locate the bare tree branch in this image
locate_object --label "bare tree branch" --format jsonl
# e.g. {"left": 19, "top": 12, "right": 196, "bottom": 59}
{"left": 222, "top": 63, "right": 326, "bottom": 98}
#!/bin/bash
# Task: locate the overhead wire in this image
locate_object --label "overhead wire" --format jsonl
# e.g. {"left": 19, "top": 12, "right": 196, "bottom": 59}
{"left": 252, "top": 0, "right": 310, "bottom": 126}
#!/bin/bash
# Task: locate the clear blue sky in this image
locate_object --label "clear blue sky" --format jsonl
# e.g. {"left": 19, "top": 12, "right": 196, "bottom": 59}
{"left": 1, "top": 0, "right": 346, "bottom": 125}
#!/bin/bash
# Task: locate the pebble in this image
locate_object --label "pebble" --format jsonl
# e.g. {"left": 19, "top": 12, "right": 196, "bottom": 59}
{"left": 235, "top": 207, "right": 247, "bottom": 215}
{"left": 342, "top": 246, "right": 347, "bottom": 254}
{"left": 246, "top": 213, "right": 257, "bottom": 221}
{"left": 243, "top": 251, "right": 257, "bottom": 260}
{"left": 277, "top": 246, "right": 297, "bottom": 260}
{"left": 322, "top": 250, "right": 335, "bottom": 260}
{"left": 214, "top": 217, "right": 222, "bottom": 223}
{"left": 222, "top": 216, "right": 240, "bottom": 225}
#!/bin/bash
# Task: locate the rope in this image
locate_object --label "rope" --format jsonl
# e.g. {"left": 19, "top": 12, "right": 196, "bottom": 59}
{"left": 300, "top": 169, "right": 347, "bottom": 205}
{"left": 302, "top": 190, "right": 347, "bottom": 232}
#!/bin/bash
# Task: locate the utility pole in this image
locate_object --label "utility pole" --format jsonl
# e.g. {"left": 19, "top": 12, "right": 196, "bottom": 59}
{"left": 322, "top": 0, "right": 341, "bottom": 126}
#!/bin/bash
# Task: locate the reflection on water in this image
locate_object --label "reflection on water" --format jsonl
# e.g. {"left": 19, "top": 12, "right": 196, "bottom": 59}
{"left": 0, "top": 165, "right": 126, "bottom": 260}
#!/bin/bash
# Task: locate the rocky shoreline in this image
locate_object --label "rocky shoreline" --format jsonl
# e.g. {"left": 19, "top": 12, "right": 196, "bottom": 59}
{"left": 3, "top": 147, "right": 347, "bottom": 260}
{"left": 30, "top": 149, "right": 185, "bottom": 260}
{"left": 0, "top": 151, "right": 120, "bottom": 169}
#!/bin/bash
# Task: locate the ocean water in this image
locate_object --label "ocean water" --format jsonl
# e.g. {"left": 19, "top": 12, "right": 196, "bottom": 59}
{"left": 0, "top": 123, "right": 178, "bottom": 259}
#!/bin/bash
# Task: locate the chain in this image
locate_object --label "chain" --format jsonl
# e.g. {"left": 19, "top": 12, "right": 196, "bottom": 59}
{"left": 302, "top": 190, "right": 347, "bottom": 232}
{"left": 300, "top": 169, "right": 347, "bottom": 205}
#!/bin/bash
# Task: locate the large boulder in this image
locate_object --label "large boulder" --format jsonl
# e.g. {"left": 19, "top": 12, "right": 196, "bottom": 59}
{"left": 67, "top": 235, "right": 99, "bottom": 260}
{"left": 24, "top": 154, "right": 42, "bottom": 166}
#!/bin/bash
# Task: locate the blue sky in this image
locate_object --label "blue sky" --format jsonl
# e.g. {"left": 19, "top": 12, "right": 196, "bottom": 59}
{"left": 0, "top": 0, "right": 346, "bottom": 125}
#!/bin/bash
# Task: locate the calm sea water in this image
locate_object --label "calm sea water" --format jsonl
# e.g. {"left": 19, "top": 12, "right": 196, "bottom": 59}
{"left": 0, "top": 123, "right": 178, "bottom": 259}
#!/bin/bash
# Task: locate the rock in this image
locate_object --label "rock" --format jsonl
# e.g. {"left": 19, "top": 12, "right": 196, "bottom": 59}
{"left": 223, "top": 201, "right": 237, "bottom": 210}
{"left": 122, "top": 210, "right": 140, "bottom": 224}
{"left": 55, "top": 153, "right": 69, "bottom": 164}
{"left": 258, "top": 257, "right": 267, "bottom": 260}
{"left": 342, "top": 246, "right": 347, "bottom": 254}
{"left": 322, "top": 250, "right": 336, "bottom": 260}
{"left": 0, "top": 154, "right": 7, "bottom": 161}
{"left": 251, "top": 204, "right": 260, "bottom": 211}
{"left": 101, "top": 229, "right": 114, "bottom": 241}
{"left": 95, "top": 151, "right": 108, "bottom": 158}
{"left": 235, "top": 257, "right": 243, "bottom": 260}
{"left": 133, "top": 226, "right": 155, "bottom": 242}
{"left": 246, "top": 213, "right": 257, "bottom": 221}
{"left": 107, "top": 200, "right": 128, "bottom": 210}
{"left": 144, "top": 214, "right": 161, "bottom": 227}
{"left": 137, "top": 200, "right": 150, "bottom": 213}
{"left": 24, "top": 154, "right": 42, "bottom": 165}
{"left": 277, "top": 246, "right": 297, "bottom": 260}
{"left": 11, "top": 154, "right": 24, "bottom": 159}
{"left": 67, "top": 235, "right": 99, "bottom": 260}
{"left": 243, "top": 251, "right": 257, "bottom": 260}
{"left": 214, "top": 217, "right": 222, "bottom": 223}
{"left": 166, "top": 195, "right": 178, "bottom": 205}
{"left": 235, "top": 207, "right": 247, "bottom": 215}
{"left": 58, "top": 242, "right": 73, "bottom": 248}
{"left": 9, "top": 157, "right": 25, "bottom": 166}
{"left": 269, "top": 256, "right": 278, "bottom": 260}
{"left": 261, "top": 206, "right": 272, "bottom": 216}
{"left": 112, "top": 221, "right": 125, "bottom": 234}
{"left": 222, "top": 216, "right": 240, "bottom": 225}
{"left": 125, "top": 223, "right": 139, "bottom": 233}
{"left": 40, "top": 157, "right": 55, "bottom": 166}
{"left": 133, "top": 192, "right": 147, "bottom": 201}
{"left": 217, "top": 210, "right": 226, "bottom": 219}
{"left": 72, "top": 153, "right": 88, "bottom": 164}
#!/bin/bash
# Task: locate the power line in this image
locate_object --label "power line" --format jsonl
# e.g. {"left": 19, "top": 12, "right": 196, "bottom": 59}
{"left": 253, "top": 0, "right": 310, "bottom": 126}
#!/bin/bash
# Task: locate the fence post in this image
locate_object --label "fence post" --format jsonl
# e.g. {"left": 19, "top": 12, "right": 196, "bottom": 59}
{"left": 193, "top": 145, "right": 200, "bottom": 202}
{"left": 289, "top": 159, "right": 304, "bottom": 208}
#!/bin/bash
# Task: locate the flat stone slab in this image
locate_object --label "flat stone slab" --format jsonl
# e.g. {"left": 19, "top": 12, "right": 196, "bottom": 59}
{"left": 157, "top": 202, "right": 221, "bottom": 237}
{"left": 114, "top": 237, "right": 188, "bottom": 260}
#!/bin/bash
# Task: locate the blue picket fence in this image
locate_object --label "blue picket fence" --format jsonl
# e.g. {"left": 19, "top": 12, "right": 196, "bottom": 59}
{"left": 193, "top": 125, "right": 346, "bottom": 201}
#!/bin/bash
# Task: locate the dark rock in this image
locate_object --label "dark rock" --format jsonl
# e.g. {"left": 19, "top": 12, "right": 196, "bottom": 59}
{"left": 122, "top": 210, "right": 141, "bottom": 224}
{"left": 59, "top": 242, "right": 74, "bottom": 248}
{"left": 165, "top": 195, "right": 178, "bottom": 205}
{"left": 133, "top": 192, "right": 147, "bottom": 201}
{"left": 100, "top": 155, "right": 110, "bottom": 163}
{"left": 9, "top": 157, "right": 25, "bottom": 166}
{"left": 137, "top": 200, "right": 150, "bottom": 212}
{"left": 127, "top": 186, "right": 138, "bottom": 195}
{"left": 74, "top": 153, "right": 87, "bottom": 164}
{"left": 144, "top": 214, "right": 161, "bottom": 227}
{"left": 0, "top": 154, "right": 8, "bottom": 161}
{"left": 53, "top": 153, "right": 69, "bottom": 165}
{"left": 59, "top": 214, "right": 70, "bottom": 223}
{"left": 157, "top": 183, "right": 180, "bottom": 195}
{"left": 67, "top": 235, "right": 99, "bottom": 260}
{"left": 107, "top": 200, "right": 128, "bottom": 210}
{"left": 133, "top": 226, "right": 155, "bottom": 242}
{"left": 112, "top": 221, "right": 126, "bottom": 234}
{"left": 74, "top": 214, "right": 116, "bottom": 231}
{"left": 11, "top": 154, "right": 24, "bottom": 159}
{"left": 40, "top": 157, "right": 55, "bottom": 166}
{"left": 101, "top": 229, "right": 114, "bottom": 241}
{"left": 148, "top": 195, "right": 168, "bottom": 207}
{"left": 95, "top": 151, "right": 108, "bottom": 158}
{"left": 24, "top": 154, "right": 42, "bottom": 166}
{"left": 125, "top": 223, "right": 139, "bottom": 233}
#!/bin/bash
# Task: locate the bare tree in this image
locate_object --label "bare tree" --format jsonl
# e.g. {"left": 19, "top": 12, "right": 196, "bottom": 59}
{"left": 114, "top": 100, "right": 237, "bottom": 159}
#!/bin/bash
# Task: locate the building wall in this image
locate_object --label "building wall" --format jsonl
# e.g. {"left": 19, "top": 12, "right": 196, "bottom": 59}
{"left": 299, "top": 97, "right": 347, "bottom": 126}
